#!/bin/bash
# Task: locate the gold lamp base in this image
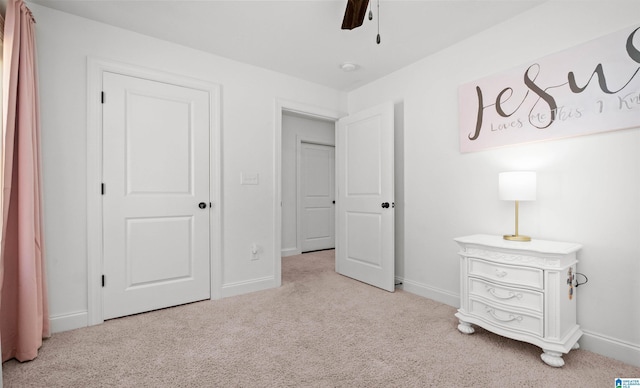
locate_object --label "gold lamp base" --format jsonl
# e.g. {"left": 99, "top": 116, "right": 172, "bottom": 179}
{"left": 503, "top": 200, "right": 532, "bottom": 242}
{"left": 503, "top": 234, "right": 531, "bottom": 242}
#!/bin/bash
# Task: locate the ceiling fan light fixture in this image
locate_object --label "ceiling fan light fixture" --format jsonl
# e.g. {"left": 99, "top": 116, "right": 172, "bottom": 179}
{"left": 340, "top": 62, "right": 358, "bottom": 72}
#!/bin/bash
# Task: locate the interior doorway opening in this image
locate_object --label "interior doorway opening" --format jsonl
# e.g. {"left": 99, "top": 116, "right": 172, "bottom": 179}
{"left": 273, "top": 100, "right": 404, "bottom": 291}
{"left": 281, "top": 111, "right": 336, "bottom": 257}
{"left": 274, "top": 101, "right": 341, "bottom": 288}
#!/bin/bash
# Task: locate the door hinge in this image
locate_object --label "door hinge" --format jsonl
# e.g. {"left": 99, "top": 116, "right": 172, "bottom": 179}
{"left": 101, "top": 91, "right": 105, "bottom": 104}
{"left": 101, "top": 183, "right": 105, "bottom": 195}
{"left": 102, "top": 275, "right": 105, "bottom": 287}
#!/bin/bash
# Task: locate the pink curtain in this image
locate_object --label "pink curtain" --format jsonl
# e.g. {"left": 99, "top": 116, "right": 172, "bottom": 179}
{"left": 1, "top": 0, "right": 49, "bottom": 362}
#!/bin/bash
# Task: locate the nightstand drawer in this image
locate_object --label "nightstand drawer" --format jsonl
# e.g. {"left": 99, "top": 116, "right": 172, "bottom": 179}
{"left": 468, "top": 258, "right": 543, "bottom": 290}
{"left": 469, "top": 298, "right": 543, "bottom": 337}
{"left": 469, "top": 277, "right": 543, "bottom": 313}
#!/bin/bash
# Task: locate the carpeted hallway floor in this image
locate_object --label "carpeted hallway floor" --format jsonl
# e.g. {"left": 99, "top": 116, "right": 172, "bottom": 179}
{"left": 3, "top": 249, "right": 639, "bottom": 387}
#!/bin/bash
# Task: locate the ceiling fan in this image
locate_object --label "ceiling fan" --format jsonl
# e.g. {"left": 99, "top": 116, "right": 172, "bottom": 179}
{"left": 341, "top": 0, "right": 370, "bottom": 30}
{"left": 341, "top": 0, "right": 381, "bottom": 44}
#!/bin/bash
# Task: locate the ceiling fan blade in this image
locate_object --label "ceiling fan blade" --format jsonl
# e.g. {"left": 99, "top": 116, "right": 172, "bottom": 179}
{"left": 341, "top": 0, "right": 370, "bottom": 30}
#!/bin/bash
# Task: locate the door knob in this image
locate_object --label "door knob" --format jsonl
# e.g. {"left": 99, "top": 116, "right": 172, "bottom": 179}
{"left": 381, "top": 202, "right": 390, "bottom": 208}
{"left": 198, "top": 202, "right": 207, "bottom": 209}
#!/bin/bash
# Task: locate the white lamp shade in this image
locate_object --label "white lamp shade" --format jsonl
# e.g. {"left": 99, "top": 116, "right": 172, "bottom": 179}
{"left": 499, "top": 171, "right": 536, "bottom": 201}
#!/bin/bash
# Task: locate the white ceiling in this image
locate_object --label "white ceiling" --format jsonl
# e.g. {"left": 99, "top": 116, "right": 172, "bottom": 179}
{"left": 28, "top": 0, "right": 545, "bottom": 91}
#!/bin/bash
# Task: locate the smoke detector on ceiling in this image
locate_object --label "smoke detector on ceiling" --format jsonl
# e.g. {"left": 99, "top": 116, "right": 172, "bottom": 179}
{"left": 340, "top": 62, "right": 358, "bottom": 72}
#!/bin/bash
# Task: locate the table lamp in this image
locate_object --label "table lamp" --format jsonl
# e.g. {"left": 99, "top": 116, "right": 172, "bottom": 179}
{"left": 499, "top": 171, "right": 536, "bottom": 242}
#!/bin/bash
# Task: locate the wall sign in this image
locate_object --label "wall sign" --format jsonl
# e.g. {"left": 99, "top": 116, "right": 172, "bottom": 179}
{"left": 458, "top": 25, "right": 640, "bottom": 153}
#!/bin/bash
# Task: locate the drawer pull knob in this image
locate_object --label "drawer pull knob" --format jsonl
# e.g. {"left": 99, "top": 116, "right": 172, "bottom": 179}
{"left": 495, "top": 269, "right": 508, "bottom": 278}
{"left": 485, "top": 307, "right": 523, "bottom": 323}
{"left": 486, "top": 286, "right": 522, "bottom": 300}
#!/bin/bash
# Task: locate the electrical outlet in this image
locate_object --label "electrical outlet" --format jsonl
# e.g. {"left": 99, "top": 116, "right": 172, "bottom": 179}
{"left": 250, "top": 243, "right": 259, "bottom": 261}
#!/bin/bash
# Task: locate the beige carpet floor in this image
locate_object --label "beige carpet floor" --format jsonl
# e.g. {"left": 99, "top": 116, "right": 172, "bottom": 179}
{"left": 3, "top": 249, "right": 639, "bottom": 387}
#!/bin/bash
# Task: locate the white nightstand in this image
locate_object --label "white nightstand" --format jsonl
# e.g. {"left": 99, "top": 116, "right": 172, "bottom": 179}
{"left": 454, "top": 234, "right": 583, "bottom": 367}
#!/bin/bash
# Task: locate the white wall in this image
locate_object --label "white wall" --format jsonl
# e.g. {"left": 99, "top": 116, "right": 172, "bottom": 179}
{"left": 281, "top": 112, "right": 335, "bottom": 256}
{"left": 347, "top": 2, "right": 640, "bottom": 366}
{"left": 30, "top": 3, "right": 346, "bottom": 331}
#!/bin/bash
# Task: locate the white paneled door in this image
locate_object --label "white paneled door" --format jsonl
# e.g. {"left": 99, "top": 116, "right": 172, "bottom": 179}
{"left": 301, "top": 143, "right": 335, "bottom": 252}
{"left": 102, "top": 72, "right": 211, "bottom": 320}
{"left": 336, "top": 102, "right": 395, "bottom": 292}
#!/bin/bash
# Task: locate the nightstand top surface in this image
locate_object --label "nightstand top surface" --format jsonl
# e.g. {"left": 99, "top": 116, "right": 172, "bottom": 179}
{"left": 454, "top": 234, "right": 582, "bottom": 255}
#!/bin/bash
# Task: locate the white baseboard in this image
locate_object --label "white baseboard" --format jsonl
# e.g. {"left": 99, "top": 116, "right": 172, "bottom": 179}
{"left": 221, "top": 276, "right": 277, "bottom": 298}
{"left": 580, "top": 329, "right": 640, "bottom": 367}
{"left": 397, "top": 277, "right": 640, "bottom": 367}
{"left": 49, "top": 311, "right": 88, "bottom": 334}
{"left": 281, "top": 248, "right": 301, "bottom": 257}
{"left": 396, "top": 276, "right": 460, "bottom": 308}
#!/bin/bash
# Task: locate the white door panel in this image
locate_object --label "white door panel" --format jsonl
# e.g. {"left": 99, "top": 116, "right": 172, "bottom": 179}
{"left": 301, "top": 143, "right": 335, "bottom": 252}
{"left": 126, "top": 92, "right": 192, "bottom": 195}
{"left": 126, "top": 216, "right": 193, "bottom": 285}
{"left": 102, "top": 72, "right": 210, "bottom": 320}
{"left": 337, "top": 102, "right": 394, "bottom": 292}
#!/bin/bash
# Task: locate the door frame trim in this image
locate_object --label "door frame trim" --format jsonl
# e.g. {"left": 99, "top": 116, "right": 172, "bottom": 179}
{"left": 274, "top": 100, "right": 342, "bottom": 286}
{"left": 87, "top": 57, "right": 222, "bottom": 326}
{"left": 297, "top": 140, "right": 335, "bottom": 254}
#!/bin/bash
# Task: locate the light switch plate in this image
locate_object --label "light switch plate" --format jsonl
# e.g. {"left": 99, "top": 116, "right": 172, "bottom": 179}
{"left": 241, "top": 172, "right": 259, "bottom": 185}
